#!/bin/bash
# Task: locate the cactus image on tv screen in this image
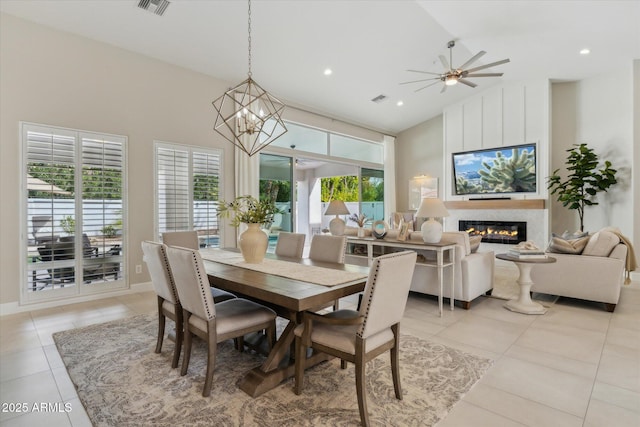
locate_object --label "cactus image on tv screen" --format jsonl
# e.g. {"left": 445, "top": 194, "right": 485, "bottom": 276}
{"left": 452, "top": 143, "right": 536, "bottom": 195}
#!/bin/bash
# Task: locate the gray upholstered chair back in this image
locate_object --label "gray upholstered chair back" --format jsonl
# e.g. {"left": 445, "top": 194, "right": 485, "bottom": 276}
{"left": 308, "top": 235, "right": 346, "bottom": 264}
{"left": 275, "top": 232, "right": 306, "bottom": 258}
{"left": 162, "top": 231, "right": 199, "bottom": 250}
{"left": 141, "top": 241, "right": 179, "bottom": 305}
{"left": 165, "top": 246, "right": 216, "bottom": 321}
{"left": 358, "top": 250, "right": 416, "bottom": 339}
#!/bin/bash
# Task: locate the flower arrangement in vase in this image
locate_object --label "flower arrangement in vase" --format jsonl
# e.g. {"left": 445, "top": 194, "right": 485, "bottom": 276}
{"left": 217, "top": 196, "right": 281, "bottom": 263}
{"left": 349, "top": 213, "right": 368, "bottom": 237}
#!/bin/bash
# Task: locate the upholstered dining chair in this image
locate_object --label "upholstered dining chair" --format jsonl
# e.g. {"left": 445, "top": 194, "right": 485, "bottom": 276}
{"left": 165, "top": 245, "right": 277, "bottom": 397}
{"left": 141, "top": 241, "right": 183, "bottom": 369}
{"left": 162, "top": 231, "right": 237, "bottom": 303}
{"left": 294, "top": 250, "right": 417, "bottom": 427}
{"left": 308, "top": 234, "right": 347, "bottom": 264}
{"left": 274, "top": 232, "right": 306, "bottom": 258}
{"left": 308, "top": 234, "right": 347, "bottom": 309}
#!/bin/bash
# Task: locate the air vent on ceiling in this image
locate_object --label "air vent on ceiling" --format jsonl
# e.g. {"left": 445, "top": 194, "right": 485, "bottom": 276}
{"left": 371, "top": 94, "right": 388, "bottom": 103}
{"left": 138, "top": 0, "right": 170, "bottom": 16}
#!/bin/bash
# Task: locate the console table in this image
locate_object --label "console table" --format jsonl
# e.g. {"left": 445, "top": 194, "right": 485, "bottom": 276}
{"left": 345, "top": 237, "right": 456, "bottom": 316}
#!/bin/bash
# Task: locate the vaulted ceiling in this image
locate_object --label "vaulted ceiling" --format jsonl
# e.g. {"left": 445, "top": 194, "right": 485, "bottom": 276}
{"left": 1, "top": 0, "right": 638, "bottom": 134}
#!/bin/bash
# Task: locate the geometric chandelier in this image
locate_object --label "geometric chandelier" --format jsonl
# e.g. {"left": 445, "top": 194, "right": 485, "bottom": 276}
{"left": 212, "top": 0, "right": 287, "bottom": 157}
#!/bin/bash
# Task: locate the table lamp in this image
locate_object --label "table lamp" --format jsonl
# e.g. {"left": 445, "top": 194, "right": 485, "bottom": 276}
{"left": 324, "top": 200, "right": 350, "bottom": 235}
{"left": 415, "top": 198, "right": 449, "bottom": 243}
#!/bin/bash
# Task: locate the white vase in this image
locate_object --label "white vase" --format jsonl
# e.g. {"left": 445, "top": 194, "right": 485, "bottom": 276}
{"left": 357, "top": 226, "right": 365, "bottom": 238}
{"left": 239, "top": 223, "right": 268, "bottom": 263}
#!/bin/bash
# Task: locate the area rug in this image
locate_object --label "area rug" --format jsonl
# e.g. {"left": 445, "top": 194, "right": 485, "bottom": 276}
{"left": 54, "top": 314, "right": 492, "bottom": 427}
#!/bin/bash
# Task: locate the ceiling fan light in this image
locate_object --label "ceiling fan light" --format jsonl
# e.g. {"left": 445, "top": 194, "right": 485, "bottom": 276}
{"left": 445, "top": 75, "right": 458, "bottom": 86}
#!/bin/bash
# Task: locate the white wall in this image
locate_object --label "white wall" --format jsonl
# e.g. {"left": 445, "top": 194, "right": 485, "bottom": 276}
{"left": 396, "top": 72, "right": 637, "bottom": 254}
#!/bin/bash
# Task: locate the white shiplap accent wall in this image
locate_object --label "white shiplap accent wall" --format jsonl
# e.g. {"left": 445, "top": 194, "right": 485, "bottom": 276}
{"left": 442, "top": 79, "right": 552, "bottom": 248}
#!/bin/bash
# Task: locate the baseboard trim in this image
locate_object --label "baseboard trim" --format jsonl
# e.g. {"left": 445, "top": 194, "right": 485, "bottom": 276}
{"left": 0, "top": 282, "right": 153, "bottom": 316}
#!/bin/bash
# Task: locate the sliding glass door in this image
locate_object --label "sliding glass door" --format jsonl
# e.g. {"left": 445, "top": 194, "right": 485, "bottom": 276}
{"left": 259, "top": 154, "right": 293, "bottom": 251}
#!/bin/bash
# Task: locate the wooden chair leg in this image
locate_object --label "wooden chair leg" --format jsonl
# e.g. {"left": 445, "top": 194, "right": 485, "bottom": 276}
{"left": 294, "top": 336, "right": 306, "bottom": 395}
{"left": 171, "top": 310, "right": 184, "bottom": 369}
{"left": 355, "top": 347, "right": 369, "bottom": 427}
{"left": 155, "top": 296, "right": 165, "bottom": 353}
{"left": 156, "top": 313, "right": 165, "bottom": 354}
{"left": 202, "top": 323, "right": 216, "bottom": 397}
{"left": 180, "top": 311, "right": 192, "bottom": 376}
{"left": 391, "top": 324, "right": 402, "bottom": 400}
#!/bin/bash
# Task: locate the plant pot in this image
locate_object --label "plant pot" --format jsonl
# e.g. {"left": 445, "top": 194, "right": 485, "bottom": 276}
{"left": 357, "top": 226, "right": 365, "bottom": 238}
{"left": 239, "top": 223, "right": 268, "bottom": 264}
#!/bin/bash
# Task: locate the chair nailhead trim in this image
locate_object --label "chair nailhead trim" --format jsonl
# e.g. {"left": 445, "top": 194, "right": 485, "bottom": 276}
{"left": 191, "top": 250, "right": 214, "bottom": 320}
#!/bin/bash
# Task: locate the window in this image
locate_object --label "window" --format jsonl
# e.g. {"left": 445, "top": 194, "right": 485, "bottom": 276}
{"left": 23, "top": 123, "right": 126, "bottom": 303}
{"left": 155, "top": 143, "right": 223, "bottom": 248}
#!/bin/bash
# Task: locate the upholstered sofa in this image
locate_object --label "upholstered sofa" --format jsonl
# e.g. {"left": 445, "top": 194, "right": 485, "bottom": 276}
{"left": 530, "top": 229, "right": 628, "bottom": 312}
{"left": 379, "top": 229, "right": 494, "bottom": 309}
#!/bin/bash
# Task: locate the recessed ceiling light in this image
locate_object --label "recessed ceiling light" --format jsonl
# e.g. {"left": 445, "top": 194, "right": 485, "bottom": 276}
{"left": 580, "top": 48, "right": 590, "bottom": 55}
{"left": 324, "top": 68, "right": 333, "bottom": 76}
{"left": 397, "top": 101, "right": 404, "bottom": 107}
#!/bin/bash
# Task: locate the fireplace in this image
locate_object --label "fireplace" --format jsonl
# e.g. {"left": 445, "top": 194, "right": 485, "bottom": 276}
{"left": 459, "top": 220, "right": 527, "bottom": 245}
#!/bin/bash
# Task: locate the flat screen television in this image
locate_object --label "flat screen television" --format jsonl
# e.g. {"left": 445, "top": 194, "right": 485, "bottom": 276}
{"left": 452, "top": 143, "right": 537, "bottom": 196}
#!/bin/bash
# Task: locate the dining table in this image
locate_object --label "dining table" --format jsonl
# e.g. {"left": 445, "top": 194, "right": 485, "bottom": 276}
{"left": 199, "top": 248, "right": 369, "bottom": 397}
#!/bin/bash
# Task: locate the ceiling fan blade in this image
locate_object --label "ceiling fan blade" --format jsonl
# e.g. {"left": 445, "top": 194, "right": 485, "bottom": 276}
{"left": 440, "top": 84, "right": 447, "bottom": 94}
{"left": 464, "top": 73, "right": 504, "bottom": 77}
{"left": 465, "top": 58, "right": 510, "bottom": 74}
{"left": 458, "top": 51, "right": 486, "bottom": 71}
{"left": 414, "top": 81, "right": 442, "bottom": 92}
{"left": 406, "top": 69, "right": 442, "bottom": 76}
{"left": 458, "top": 79, "right": 477, "bottom": 88}
{"left": 399, "top": 77, "right": 439, "bottom": 85}
{"left": 439, "top": 55, "right": 450, "bottom": 71}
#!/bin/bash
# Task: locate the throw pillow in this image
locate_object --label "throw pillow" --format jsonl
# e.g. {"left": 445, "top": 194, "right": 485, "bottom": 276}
{"left": 547, "top": 235, "right": 590, "bottom": 254}
{"left": 554, "top": 230, "right": 589, "bottom": 240}
{"left": 469, "top": 235, "right": 482, "bottom": 253}
{"left": 582, "top": 230, "right": 621, "bottom": 257}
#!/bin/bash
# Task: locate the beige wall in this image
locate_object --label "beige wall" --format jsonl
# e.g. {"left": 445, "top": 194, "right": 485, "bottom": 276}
{"left": 0, "top": 13, "right": 237, "bottom": 305}
{"left": 0, "top": 14, "right": 387, "bottom": 309}
{"left": 394, "top": 116, "right": 443, "bottom": 211}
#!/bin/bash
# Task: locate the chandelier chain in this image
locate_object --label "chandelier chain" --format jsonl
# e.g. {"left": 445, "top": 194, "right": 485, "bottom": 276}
{"left": 247, "top": 0, "right": 252, "bottom": 77}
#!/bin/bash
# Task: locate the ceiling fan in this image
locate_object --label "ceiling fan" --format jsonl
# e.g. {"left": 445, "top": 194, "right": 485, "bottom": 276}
{"left": 401, "top": 40, "right": 510, "bottom": 93}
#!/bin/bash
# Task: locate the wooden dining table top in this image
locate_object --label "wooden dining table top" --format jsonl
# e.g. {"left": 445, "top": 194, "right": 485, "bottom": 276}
{"left": 200, "top": 249, "right": 370, "bottom": 397}
{"left": 201, "top": 251, "right": 369, "bottom": 314}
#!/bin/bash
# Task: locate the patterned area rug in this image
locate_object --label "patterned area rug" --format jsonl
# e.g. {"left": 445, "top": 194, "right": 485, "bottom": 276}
{"left": 54, "top": 314, "right": 492, "bottom": 427}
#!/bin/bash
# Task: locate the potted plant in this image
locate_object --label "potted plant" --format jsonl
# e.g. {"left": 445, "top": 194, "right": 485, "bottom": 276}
{"left": 547, "top": 143, "right": 617, "bottom": 232}
{"left": 217, "top": 195, "right": 281, "bottom": 263}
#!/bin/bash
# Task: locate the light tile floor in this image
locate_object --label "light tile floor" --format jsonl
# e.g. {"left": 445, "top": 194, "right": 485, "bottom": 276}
{"left": 1, "top": 283, "right": 639, "bottom": 426}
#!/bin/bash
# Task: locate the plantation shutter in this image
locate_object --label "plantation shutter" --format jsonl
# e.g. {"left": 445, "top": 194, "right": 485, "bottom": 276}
{"left": 80, "top": 133, "right": 125, "bottom": 285}
{"left": 155, "top": 143, "right": 223, "bottom": 247}
{"left": 23, "top": 123, "right": 127, "bottom": 302}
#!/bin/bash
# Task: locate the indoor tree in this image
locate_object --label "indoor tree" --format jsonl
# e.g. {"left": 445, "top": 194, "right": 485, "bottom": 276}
{"left": 547, "top": 143, "right": 617, "bottom": 232}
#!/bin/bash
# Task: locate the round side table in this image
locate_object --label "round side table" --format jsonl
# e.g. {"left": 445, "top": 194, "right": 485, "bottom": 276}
{"left": 496, "top": 253, "right": 556, "bottom": 315}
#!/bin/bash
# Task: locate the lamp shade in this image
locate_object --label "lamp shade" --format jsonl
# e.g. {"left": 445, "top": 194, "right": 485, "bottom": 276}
{"left": 415, "top": 198, "right": 449, "bottom": 219}
{"left": 324, "top": 200, "right": 350, "bottom": 216}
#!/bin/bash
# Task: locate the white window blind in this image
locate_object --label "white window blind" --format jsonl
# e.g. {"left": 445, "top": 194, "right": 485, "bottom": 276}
{"left": 155, "top": 143, "right": 223, "bottom": 248}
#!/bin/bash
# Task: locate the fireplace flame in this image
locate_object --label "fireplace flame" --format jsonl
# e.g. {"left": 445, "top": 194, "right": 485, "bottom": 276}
{"left": 465, "top": 227, "right": 518, "bottom": 238}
